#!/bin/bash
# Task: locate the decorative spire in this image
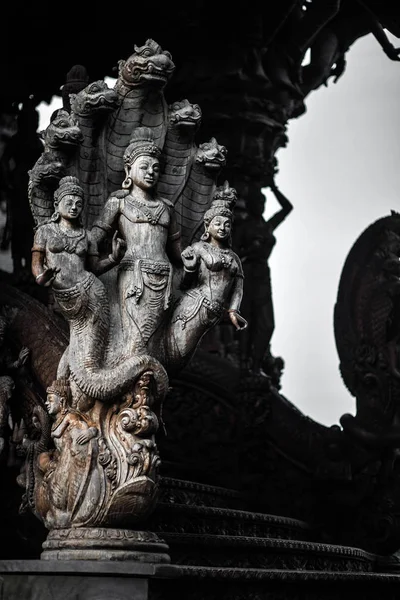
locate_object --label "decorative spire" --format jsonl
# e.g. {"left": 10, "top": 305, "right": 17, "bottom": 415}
{"left": 203, "top": 181, "right": 237, "bottom": 225}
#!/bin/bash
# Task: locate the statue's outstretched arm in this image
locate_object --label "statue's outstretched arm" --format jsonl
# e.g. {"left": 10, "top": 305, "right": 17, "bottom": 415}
{"left": 227, "top": 272, "right": 247, "bottom": 331}
{"left": 87, "top": 232, "right": 126, "bottom": 276}
{"left": 181, "top": 244, "right": 199, "bottom": 288}
{"left": 371, "top": 22, "right": 400, "bottom": 61}
{"left": 31, "top": 238, "right": 59, "bottom": 287}
{"left": 31, "top": 249, "right": 46, "bottom": 281}
{"left": 228, "top": 269, "right": 244, "bottom": 313}
{"left": 266, "top": 182, "right": 293, "bottom": 231}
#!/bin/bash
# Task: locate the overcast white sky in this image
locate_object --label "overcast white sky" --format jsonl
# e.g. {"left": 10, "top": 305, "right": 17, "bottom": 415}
{"left": 33, "top": 33, "right": 400, "bottom": 426}
{"left": 266, "top": 33, "right": 400, "bottom": 426}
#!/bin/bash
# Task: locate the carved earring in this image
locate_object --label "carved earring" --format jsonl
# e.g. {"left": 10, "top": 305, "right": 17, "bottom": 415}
{"left": 122, "top": 176, "right": 133, "bottom": 190}
{"left": 50, "top": 211, "right": 60, "bottom": 222}
{"left": 201, "top": 229, "right": 210, "bottom": 242}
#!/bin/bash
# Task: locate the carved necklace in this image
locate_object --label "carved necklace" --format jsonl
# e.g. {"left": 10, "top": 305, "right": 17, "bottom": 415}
{"left": 128, "top": 195, "right": 165, "bottom": 225}
{"left": 211, "top": 244, "right": 233, "bottom": 269}
{"left": 58, "top": 224, "right": 86, "bottom": 254}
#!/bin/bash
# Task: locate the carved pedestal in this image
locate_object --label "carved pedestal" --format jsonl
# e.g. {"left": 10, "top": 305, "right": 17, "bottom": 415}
{"left": 41, "top": 529, "right": 170, "bottom": 562}
{"left": 18, "top": 38, "right": 250, "bottom": 563}
{"left": 23, "top": 371, "right": 170, "bottom": 561}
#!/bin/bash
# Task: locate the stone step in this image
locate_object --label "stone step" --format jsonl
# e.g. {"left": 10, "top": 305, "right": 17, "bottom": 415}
{"left": 150, "top": 502, "right": 312, "bottom": 542}
{"left": 2, "top": 560, "right": 400, "bottom": 600}
{"left": 160, "top": 533, "right": 393, "bottom": 573}
{"left": 151, "top": 564, "right": 400, "bottom": 600}
{"left": 159, "top": 476, "right": 243, "bottom": 509}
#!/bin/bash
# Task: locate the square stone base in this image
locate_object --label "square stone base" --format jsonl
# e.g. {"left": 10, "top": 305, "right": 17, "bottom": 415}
{"left": 0, "top": 560, "right": 166, "bottom": 600}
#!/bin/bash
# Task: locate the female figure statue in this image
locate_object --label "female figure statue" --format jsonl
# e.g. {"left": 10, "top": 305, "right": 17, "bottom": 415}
{"left": 31, "top": 175, "right": 124, "bottom": 288}
{"left": 31, "top": 175, "right": 125, "bottom": 386}
{"left": 31, "top": 175, "right": 169, "bottom": 403}
{"left": 91, "top": 127, "right": 181, "bottom": 357}
{"left": 233, "top": 181, "right": 293, "bottom": 375}
{"left": 166, "top": 189, "right": 247, "bottom": 370}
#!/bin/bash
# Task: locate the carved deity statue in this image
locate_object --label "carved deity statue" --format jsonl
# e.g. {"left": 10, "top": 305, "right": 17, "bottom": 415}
{"left": 233, "top": 181, "right": 293, "bottom": 375}
{"left": 91, "top": 127, "right": 181, "bottom": 358}
{"left": 35, "top": 378, "right": 100, "bottom": 528}
{"left": 25, "top": 40, "right": 247, "bottom": 559}
{"left": 167, "top": 183, "right": 247, "bottom": 369}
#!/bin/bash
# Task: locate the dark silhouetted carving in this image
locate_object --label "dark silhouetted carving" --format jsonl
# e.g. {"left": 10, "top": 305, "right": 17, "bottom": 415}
{"left": 0, "top": 103, "right": 43, "bottom": 275}
{"left": 233, "top": 181, "right": 293, "bottom": 375}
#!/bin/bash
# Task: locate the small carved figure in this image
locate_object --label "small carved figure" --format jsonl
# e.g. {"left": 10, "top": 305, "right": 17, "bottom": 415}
{"left": 233, "top": 181, "right": 293, "bottom": 375}
{"left": 91, "top": 127, "right": 181, "bottom": 358}
{"left": 38, "top": 378, "right": 100, "bottom": 528}
{"left": 167, "top": 184, "right": 247, "bottom": 370}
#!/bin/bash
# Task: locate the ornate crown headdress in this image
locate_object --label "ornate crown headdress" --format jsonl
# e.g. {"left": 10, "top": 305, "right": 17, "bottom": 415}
{"left": 203, "top": 181, "right": 237, "bottom": 225}
{"left": 54, "top": 176, "right": 84, "bottom": 204}
{"left": 46, "top": 377, "right": 72, "bottom": 408}
{"left": 123, "top": 127, "right": 162, "bottom": 166}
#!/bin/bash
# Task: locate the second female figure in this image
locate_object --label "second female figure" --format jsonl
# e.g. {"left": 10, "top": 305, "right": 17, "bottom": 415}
{"left": 165, "top": 186, "right": 247, "bottom": 371}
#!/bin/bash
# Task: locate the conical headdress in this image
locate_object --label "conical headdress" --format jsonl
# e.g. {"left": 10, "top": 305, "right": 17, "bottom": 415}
{"left": 123, "top": 127, "right": 162, "bottom": 166}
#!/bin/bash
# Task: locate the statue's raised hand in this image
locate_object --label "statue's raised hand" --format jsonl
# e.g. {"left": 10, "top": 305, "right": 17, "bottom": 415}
{"left": 228, "top": 310, "right": 248, "bottom": 331}
{"left": 181, "top": 246, "right": 198, "bottom": 272}
{"left": 76, "top": 427, "right": 97, "bottom": 445}
{"left": 35, "top": 267, "right": 60, "bottom": 287}
{"left": 110, "top": 231, "right": 127, "bottom": 263}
